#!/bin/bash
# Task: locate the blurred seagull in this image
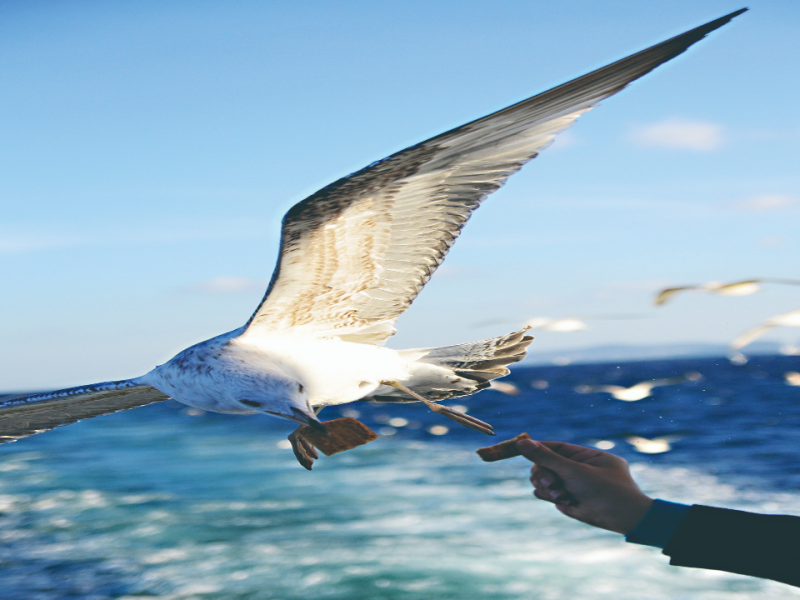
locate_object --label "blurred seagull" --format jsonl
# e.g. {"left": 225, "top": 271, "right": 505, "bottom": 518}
{"left": 655, "top": 278, "right": 800, "bottom": 306}
{"left": 625, "top": 435, "right": 678, "bottom": 454}
{"left": 488, "top": 381, "right": 521, "bottom": 396}
{"left": 780, "top": 342, "right": 800, "bottom": 356}
{"left": 730, "top": 307, "right": 800, "bottom": 351}
{"left": 729, "top": 352, "right": 749, "bottom": 366}
{"left": 784, "top": 372, "right": 800, "bottom": 387}
{"left": 576, "top": 377, "right": 688, "bottom": 401}
{"left": 0, "top": 10, "right": 745, "bottom": 470}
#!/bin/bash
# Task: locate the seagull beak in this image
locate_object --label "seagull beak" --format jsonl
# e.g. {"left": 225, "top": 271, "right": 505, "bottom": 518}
{"left": 290, "top": 407, "right": 327, "bottom": 433}
{"left": 264, "top": 406, "right": 327, "bottom": 433}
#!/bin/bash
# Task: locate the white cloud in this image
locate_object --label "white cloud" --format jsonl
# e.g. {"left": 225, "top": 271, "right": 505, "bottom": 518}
{"left": 184, "top": 277, "right": 266, "bottom": 294}
{"left": 731, "top": 194, "right": 798, "bottom": 212}
{"left": 629, "top": 118, "right": 723, "bottom": 151}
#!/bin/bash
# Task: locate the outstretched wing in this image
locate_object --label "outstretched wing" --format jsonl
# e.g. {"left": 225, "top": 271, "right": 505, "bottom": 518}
{"left": 732, "top": 306, "right": 800, "bottom": 350}
{"left": 654, "top": 286, "right": 697, "bottom": 306}
{"left": 246, "top": 10, "right": 746, "bottom": 343}
{"left": 0, "top": 381, "right": 168, "bottom": 444}
{"left": 730, "top": 324, "right": 774, "bottom": 351}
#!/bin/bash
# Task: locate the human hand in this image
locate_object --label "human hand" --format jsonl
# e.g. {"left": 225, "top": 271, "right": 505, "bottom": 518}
{"left": 516, "top": 439, "right": 653, "bottom": 534}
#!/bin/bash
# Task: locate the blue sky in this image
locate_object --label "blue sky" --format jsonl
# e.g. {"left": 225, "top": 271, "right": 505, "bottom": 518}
{"left": 2, "top": 1, "right": 799, "bottom": 390}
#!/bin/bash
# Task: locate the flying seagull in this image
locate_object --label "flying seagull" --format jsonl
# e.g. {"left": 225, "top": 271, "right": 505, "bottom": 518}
{"left": 785, "top": 372, "right": 800, "bottom": 387}
{"left": 488, "top": 380, "right": 521, "bottom": 396}
{"left": 575, "top": 377, "right": 689, "bottom": 401}
{"left": 0, "top": 9, "right": 745, "bottom": 469}
{"left": 730, "top": 306, "right": 800, "bottom": 351}
{"left": 654, "top": 277, "right": 800, "bottom": 306}
{"left": 625, "top": 435, "right": 678, "bottom": 454}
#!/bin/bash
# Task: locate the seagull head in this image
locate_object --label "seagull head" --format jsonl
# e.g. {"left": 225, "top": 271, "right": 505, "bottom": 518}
{"left": 268, "top": 402, "right": 326, "bottom": 433}
{"left": 238, "top": 377, "right": 325, "bottom": 432}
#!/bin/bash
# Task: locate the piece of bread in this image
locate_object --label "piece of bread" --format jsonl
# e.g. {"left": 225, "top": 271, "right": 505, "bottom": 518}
{"left": 476, "top": 433, "right": 531, "bottom": 462}
{"left": 297, "top": 417, "right": 379, "bottom": 456}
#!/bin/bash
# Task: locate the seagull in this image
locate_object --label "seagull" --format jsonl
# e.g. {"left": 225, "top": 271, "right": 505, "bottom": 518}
{"left": 0, "top": 10, "right": 745, "bottom": 469}
{"left": 625, "top": 435, "right": 678, "bottom": 454}
{"left": 654, "top": 277, "right": 800, "bottom": 306}
{"left": 488, "top": 380, "right": 521, "bottom": 396}
{"left": 575, "top": 376, "right": 689, "bottom": 401}
{"left": 728, "top": 352, "right": 749, "bottom": 365}
{"left": 730, "top": 306, "right": 800, "bottom": 351}
{"left": 780, "top": 342, "right": 800, "bottom": 356}
{"left": 784, "top": 372, "right": 800, "bottom": 387}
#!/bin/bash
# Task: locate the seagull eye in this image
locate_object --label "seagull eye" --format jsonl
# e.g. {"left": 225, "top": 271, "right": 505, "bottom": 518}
{"left": 298, "top": 383, "right": 304, "bottom": 393}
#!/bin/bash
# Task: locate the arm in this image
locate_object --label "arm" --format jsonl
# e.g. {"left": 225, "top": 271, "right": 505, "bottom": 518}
{"left": 664, "top": 505, "right": 800, "bottom": 587}
{"left": 517, "top": 439, "right": 800, "bottom": 587}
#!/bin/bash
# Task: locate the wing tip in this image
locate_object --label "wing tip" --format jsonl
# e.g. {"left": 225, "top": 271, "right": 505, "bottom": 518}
{"left": 711, "top": 7, "right": 749, "bottom": 26}
{"left": 664, "top": 7, "right": 748, "bottom": 52}
{"left": 692, "top": 7, "right": 748, "bottom": 35}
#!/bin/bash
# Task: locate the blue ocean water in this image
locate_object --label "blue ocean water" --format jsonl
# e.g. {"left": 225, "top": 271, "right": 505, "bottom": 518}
{"left": 1, "top": 355, "right": 799, "bottom": 599}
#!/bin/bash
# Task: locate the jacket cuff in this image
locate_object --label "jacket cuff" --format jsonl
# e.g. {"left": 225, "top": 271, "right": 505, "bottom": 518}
{"left": 625, "top": 499, "right": 690, "bottom": 548}
{"left": 661, "top": 504, "right": 800, "bottom": 586}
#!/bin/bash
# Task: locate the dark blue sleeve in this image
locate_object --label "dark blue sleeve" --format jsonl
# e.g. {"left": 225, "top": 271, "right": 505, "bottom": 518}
{"left": 663, "top": 505, "right": 800, "bottom": 587}
{"left": 625, "top": 499, "right": 690, "bottom": 548}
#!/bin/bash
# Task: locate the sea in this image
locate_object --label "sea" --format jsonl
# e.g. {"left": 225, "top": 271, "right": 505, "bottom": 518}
{"left": 1, "top": 354, "right": 799, "bottom": 600}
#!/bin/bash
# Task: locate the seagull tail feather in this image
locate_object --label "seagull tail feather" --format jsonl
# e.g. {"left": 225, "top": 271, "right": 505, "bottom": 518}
{"left": 370, "top": 329, "right": 534, "bottom": 403}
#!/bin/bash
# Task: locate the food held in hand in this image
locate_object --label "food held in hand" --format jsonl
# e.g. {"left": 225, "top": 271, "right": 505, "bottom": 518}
{"left": 477, "top": 433, "right": 531, "bottom": 462}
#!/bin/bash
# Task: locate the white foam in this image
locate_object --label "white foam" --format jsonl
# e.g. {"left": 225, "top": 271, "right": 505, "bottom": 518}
{"left": 1, "top": 437, "right": 798, "bottom": 599}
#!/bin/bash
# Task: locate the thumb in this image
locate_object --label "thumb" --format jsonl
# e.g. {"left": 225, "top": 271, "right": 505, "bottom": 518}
{"left": 516, "top": 439, "right": 578, "bottom": 474}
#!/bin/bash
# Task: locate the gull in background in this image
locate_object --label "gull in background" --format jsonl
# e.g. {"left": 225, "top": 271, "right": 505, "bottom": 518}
{"left": 730, "top": 307, "right": 800, "bottom": 352}
{"left": 784, "top": 372, "right": 800, "bottom": 387}
{"left": 488, "top": 381, "right": 521, "bottom": 396}
{"left": 625, "top": 435, "right": 678, "bottom": 454}
{"left": 779, "top": 342, "right": 800, "bottom": 356}
{"left": 575, "top": 373, "right": 699, "bottom": 401}
{"left": 655, "top": 278, "right": 800, "bottom": 306}
{"left": 0, "top": 10, "right": 745, "bottom": 469}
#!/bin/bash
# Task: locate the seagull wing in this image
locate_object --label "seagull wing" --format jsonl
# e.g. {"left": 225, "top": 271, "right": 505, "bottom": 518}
{"left": 714, "top": 280, "right": 761, "bottom": 296}
{"left": 245, "top": 10, "right": 745, "bottom": 343}
{"left": 761, "top": 278, "right": 800, "bottom": 286}
{"left": 770, "top": 307, "right": 800, "bottom": 327}
{"left": 654, "top": 286, "right": 698, "bottom": 306}
{"left": 0, "top": 381, "right": 168, "bottom": 444}
{"left": 730, "top": 323, "right": 774, "bottom": 350}
{"left": 731, "top": 308, "right": 800, "bottom": 350}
